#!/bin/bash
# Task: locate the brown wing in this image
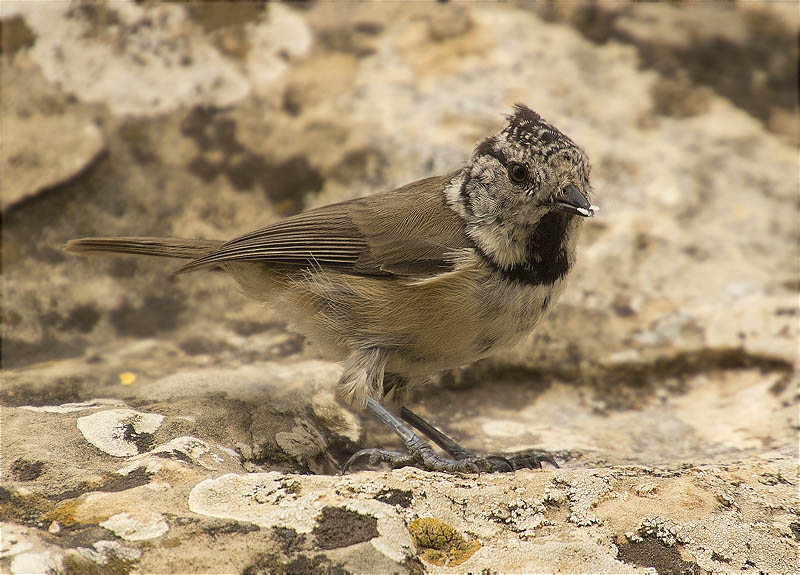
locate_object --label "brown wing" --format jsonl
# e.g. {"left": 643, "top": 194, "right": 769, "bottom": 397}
{"left": 176, "top": 172, "right": 472, "bottom": 277}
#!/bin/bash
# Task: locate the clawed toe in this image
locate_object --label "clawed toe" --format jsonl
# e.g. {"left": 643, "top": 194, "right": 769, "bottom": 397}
{"left": 342, "top": 446, "right": 488, "bottom": 474}
{"left": 503, "top": 451, "right": 560, "bottom": 470}
{"left": 347, "top": 399, "right": 560, "bottom": 474}
{"left": 341, "top": 448, "right": 415, "bottom": 473}
{"left": 342, "top": 448, "right": 558, "bottom": 474}
{"left": 536, "top": 454, "right": 560, "bottom": 469}
{"left": 479, "top": 454, "right": 514, "bottom": 472}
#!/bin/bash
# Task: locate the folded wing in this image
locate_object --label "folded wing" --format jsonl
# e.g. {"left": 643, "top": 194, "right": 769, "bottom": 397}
{"left": 177, "top": 173, "right": 472, "bottom": 277}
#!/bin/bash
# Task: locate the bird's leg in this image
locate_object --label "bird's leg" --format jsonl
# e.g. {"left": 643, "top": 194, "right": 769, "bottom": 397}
{"left": 401, "top": 406, "right": 559, "bottom": 470}
{"left": 339, "top": 355, "right": 556, "bottom": 473}
{"left": 343, "top": 399, "right": 547, "bottom": 473}
{"left": 343, "top": 398, "right": 485, "bottom": 473}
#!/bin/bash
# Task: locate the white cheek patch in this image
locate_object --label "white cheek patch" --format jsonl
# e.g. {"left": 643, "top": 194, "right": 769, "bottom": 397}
{"left": 468, "top": 225, "right": 527, "bottom": 269}
{"left": 443, "top": 170, "right": 468, "bottom": 218}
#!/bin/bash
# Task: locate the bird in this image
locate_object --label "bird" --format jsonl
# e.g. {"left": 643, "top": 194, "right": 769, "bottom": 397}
{"left": 65, "top": 104, "right": 597, "bottom": 473}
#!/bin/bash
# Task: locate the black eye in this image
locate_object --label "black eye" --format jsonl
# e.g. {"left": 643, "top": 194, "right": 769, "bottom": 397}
{"left": 508, "top": 162, "right": 528, "bottom": 184}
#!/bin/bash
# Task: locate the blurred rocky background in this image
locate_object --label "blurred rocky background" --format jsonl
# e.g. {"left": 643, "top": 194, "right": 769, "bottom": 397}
{"left": 1, "top": 1, "right": 797, "bottom": 573}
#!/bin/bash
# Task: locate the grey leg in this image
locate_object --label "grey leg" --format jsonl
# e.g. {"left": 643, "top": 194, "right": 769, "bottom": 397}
{"left": 401, "top": 407, "right": 559, "bottom": 470}
{"left": 343, "top": 399, "right": 554, "bottom": 473}
{"left": 343, "top": 399, "right": 482, "bottom": 473}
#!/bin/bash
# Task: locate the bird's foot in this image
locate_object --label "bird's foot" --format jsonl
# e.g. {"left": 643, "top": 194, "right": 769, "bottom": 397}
{"left": 342, "top": 399, "right": 559, "bottom": 474}
{"left": 400, "top": 406, "right": 559, "bottom": 471}
{"left": 343, "top": 444, "right": 519, "bottom": 474}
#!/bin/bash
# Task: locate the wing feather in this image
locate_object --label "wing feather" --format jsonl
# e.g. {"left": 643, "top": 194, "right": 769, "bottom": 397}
{"left": 177, "top": 172, "right": 472, "bottom": 276}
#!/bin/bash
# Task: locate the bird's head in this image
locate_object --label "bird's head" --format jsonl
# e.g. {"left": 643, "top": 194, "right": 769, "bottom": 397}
{"left": 447, "top": 104, "right": 597, "bottom": 276}
{"left": 463, "top": 104, "right": 595, "bottom": 223}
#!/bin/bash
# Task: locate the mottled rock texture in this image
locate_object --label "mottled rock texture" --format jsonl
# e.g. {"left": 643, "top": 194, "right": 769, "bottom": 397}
{"left": 2, "top": 1, "right": 797, "bottom": 573}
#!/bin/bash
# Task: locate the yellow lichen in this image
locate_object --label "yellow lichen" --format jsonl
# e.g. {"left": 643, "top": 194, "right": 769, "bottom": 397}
{"left": 408, "top": 517, "right": 481, "bottom": 567}
{"left": 42, "top": 492, "right": 109, "bottom": 527}
{"left": 119, "top": 372, "right": 137, "bottom": 386}
{"left": 42, "top": 499, "right": 83, "bottom": 527}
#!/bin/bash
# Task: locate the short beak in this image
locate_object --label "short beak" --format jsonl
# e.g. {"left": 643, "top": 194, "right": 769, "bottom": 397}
{"left": 553, "top": 184, "right": 597, "bottom": 217}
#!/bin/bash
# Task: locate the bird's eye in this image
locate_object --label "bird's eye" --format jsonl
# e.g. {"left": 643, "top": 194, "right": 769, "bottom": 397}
{"left": 508, "top": 162, "right": 528, "bottom": 184}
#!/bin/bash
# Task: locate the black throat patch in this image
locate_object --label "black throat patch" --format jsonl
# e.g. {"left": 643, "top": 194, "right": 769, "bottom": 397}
{"left": 477, "top": 212, "right": 574, "bottom": 286}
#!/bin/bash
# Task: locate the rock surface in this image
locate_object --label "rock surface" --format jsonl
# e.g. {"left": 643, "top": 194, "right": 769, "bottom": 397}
{"left": 2, "top": 1, "right": 797, "bottom": 574}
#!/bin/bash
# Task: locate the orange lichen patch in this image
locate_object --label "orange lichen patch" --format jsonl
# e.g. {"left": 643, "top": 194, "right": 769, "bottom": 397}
{"left": 42, "top": 490, "right": 113, "bottom": 527}
{"left": 408, "top": 517, "right": 481, "bottom": 567}
{"left": 42, "top": 499, "right": 84, "bottom": 527}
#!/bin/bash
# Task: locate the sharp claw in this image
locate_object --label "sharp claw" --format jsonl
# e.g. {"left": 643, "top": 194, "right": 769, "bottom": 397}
{"left": 538, "top": 454, "right": 560, "bottom": 469}
{"left": 486, "top": 455, "right": 515, "bottom": 472}
{"left": 513, "top": 453, "right": 560, "bottom": 469}
{"left": 342, "top": 448, "right": 372, "bottom": 473}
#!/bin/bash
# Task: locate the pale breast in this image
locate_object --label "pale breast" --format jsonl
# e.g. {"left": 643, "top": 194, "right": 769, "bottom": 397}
{"left": 223, "top": 253, "right": 565, "bottom": 378}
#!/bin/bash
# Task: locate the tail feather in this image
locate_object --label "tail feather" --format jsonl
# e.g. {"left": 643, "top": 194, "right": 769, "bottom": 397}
{"left": 64, "top": 237, "right": 223, "bottom": 261}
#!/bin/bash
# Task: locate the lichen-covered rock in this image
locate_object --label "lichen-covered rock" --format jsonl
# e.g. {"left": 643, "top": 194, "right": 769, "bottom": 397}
{"left": 2, "top": 1, "right": 797, "bottom": 573}
{"left": 2, "top": 462, "right": 796, "bottom": 573}
{"left": 76, "top": 409, "right": 165, "bottom": 457}
{"left": 99, "top": 511, "right": 169, "bottom": 542}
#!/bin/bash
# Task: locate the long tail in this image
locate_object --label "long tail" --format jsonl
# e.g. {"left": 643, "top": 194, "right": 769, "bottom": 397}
{"left": 64, "top": 237, "right": 224, "bottom": 261}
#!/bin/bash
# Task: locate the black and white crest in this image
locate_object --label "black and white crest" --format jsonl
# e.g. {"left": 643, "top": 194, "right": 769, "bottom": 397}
{"left": 471, "top": 104, "right": 586, "bottom": 171}
{"left": 502, "top": 104, "right": 578, "bottom": 160}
